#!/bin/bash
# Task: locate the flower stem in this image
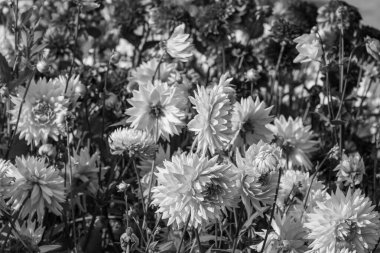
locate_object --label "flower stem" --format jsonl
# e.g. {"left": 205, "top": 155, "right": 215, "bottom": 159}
{"left": 176, "top": 214, "right": 191, "bottom": 253}
{"left": 195, "top": 228, "right": 203, "bottom": 253}
{"left": 260, "top": 168, "right": 282, "bottom": 253}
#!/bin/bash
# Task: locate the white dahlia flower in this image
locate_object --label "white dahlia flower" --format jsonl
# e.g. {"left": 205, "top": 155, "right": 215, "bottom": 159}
{"left": 267, "top": 116, "right": 318, "bottom": 170}
{"left": 304, "top": 188, "right": 380, "bottom": 253}
{"left": 7, "top": 156, "right": 65, "bottom": 220}
{"left": 334, "top": 152, "right": 365, "bottom": 187}
{"left": 254, "top": 213, "right": 308, "bottom": 253}
{"left": 188, "top": 74, "right": 235, "bottom": 155}
{"left": 236, "top": 141, "right": 282, "bottom": 214}
{"left": 231, "top": 96, "right": 273, "bottom": 148}
{"left": 14, "top": 219, "right": 45, "bottom": 251}
{"left": 126, "top": 81, "right": 186, "bottom": 141}
{"left": 165, "top": 24, "right": 193, "bottom": 62}
{"left": 108, "top": 127, "right": 157, "bottom": 159}
{"left": 151, "top": 152, "right": 238, "bottom": 229}
{"left": 10, "top": 78, "right": 69, "bottom": 146}
{"left": 278, "top": 169, "right": 324, "bottom": 211}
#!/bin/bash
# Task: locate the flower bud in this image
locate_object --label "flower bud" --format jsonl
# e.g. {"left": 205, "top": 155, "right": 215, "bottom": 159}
{"left": 110, "top": 51, "right": 121, "bottom": 64}
{"left": 366, "top": 37, "right": 380, "bottom": 61}
{"left": 36, "top": 59, "right": 50, "bottom": 74}
{"left": 38, "top": 144, "right": 57, "bottom": 157}
{"left": 105, "top": 92, "right": 118, "bottom": 110}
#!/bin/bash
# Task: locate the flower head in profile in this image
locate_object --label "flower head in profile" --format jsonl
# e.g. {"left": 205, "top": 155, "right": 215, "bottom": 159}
{"left": 109, "top": 127, "right": 157, "bottom": 159}
{"left": 304, "top": 188, "right": 380, "bottom": 253}
{"left": 14, "top": 219, "right": 44, "bottom": 251}
{"left": 7, "top": 156, "right": 65, "bottom": 220}
{"left": 188, "top": 74, "right": 235, "bottom": 155}
{"left": 254, "top": 213, "right": 307, "bottom": 253}
{"left": 267, "top": 116, "right": 318, "bottom": 170}
{"left": 231, "top": 96, "right": 273, "bottom": 148}
{"left": 67, "top": 147, "right": 106, "bottom": 196}
{"left": 278, "top": 169, "right": 324, "bottom": 211}
{"left": 10, "top": 78, "right": 69, "bottom": 146}
{"left": 151, "top": 152, "right": 238, "bottom": 229}
{"left": 165, "top": 24, "right": 193, "bottom": 62}
{"left": 128, "top": 59, "right": 176, "bottom": 92}
{"left": 126, "top": 81, "right": 186, "bottom": 141}
{"left": 334, "top": 152, "right": 365, "bottom": 187}
{"left": 54, "top": 75, "right": 86, "bottom": 103}
{"left": 293, "top": 32, "right": 322, "bottom": 63}
{"left": 236, "top": 141, "right": 282, "bottom": 214}
{"left": 0, "top": 160, "right": 15, "bottom": 215}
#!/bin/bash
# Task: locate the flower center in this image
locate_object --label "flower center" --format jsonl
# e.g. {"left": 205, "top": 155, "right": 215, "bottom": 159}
{"left": 32, "top": 100, "right": 55, "bottom": 125}
{"left": 202, "top": 181, "right": 224, "bottom": 203}
{"left": 241, "top": 120, "right": 254, "bottom": 135}
{"left": 336, "top": 219, "right": 358, "bottom": 249}
{"left": 149, "top": 104, "right": 164, "bottom": 118}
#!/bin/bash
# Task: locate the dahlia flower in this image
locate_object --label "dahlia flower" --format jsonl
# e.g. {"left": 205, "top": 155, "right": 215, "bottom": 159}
{"left": 188, "top": 74, "right": 235, "bottom": 155}
{"left": 334, "top": 152, "right": 365, "bottom": 187}
{"left": 151, "top": 152, "right": 238, "bottom": 229}
{"left": 267, "top": 116, "right": 318, "bottom": 170}
{"left": 236, "top": 141, "right": 282, "bottom": 214}
{"left": 10, "top": 78, "right": 69, "bottom": 146}
{"left": 254, "top": 213, "right": 307, "bottom": 253}
{"left": 293, "top": 33, "right": 322, "bottom": 63}
{"left": 126, "top": 81, "right": 186, "bottom": 141}
{"left": 165, "top": 24, "right": 193, "bottom": 62}
{"left": 14, "top": 219, "right": 44, "bottom": 251}
{"left": 67, "top": 147, "right": 106, "bottom": 196}
{"left": 231, "top": 96, "right": 273, "bottom": 148}
{"left": 304, "top": 188, "right": 380, "bottom": 253}
{"left": 53, "top": 75, "right": 86, "bottom": 103}
{"left": 128, "top": 58, "right": 176, "bottom": 92}
{"left": 7, "top": 156, "right": 65, "bottom": 220}
{"left": 277, "top": 169, "right": 324, "bottom": 211}
{"left": 109, "top": 127, "right": 157, "bottom": 159}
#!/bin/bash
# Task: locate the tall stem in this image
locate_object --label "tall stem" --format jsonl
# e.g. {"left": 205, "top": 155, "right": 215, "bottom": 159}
{"left": 176, "top": 214, "right": 191, "bottom": 253}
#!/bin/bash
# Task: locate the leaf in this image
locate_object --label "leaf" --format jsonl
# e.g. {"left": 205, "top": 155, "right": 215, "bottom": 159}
{"left": 239, "top": 207, "right": 269, "bottom": 238}
{"left": 107, "top": 118, "right": 128, "bottom": 128}
{"left": 39, "top": 245, "right": 62, "bottom": 253}
{"left": 330, "top": 119, "right": 346, "bottom": 125}
{"left": 158, "top": 241, "right": 174, "bottom": 252}
{"left": 7, "top": 68, "right": 34, "bottom": 91}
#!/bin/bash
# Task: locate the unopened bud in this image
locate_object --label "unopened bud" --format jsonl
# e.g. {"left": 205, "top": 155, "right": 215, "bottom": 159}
{"left": 38, "top": 143, "right": 57, "bottom": 157}
{"left": 36, "top": 59, "right": 50, "bottom": 74}
{"left": 366, "top": 37, "right": 380, "bottom": 61}
{"left": 110, "top": 51, "right": 122, "bottom": 64}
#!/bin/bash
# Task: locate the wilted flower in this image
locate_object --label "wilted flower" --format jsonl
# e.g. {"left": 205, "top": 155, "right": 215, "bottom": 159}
{"left": 293, "top": 32, "right": 322, "bottom": 63}
{"left": 10, "top": 78, "right": 69, "bottom": 146}
{"left": 7, "top": 156, "right": 65, "bottom": 220}
{"left": 128, "top": 59, "right": 176, "bottom": 92}
{"left": 38, "top": 144, "right": 57, "bottom": 158}
{"left": 254, "top": 213, "right": 307, "bottom": 253}
{"left": 231, "top": 96, "right": 273, "bottom": 148}
{"left": 126, "top": 81, "right": 186, "bottom": 141}
{"left": 109, "top": 127, "right": 157, "bottom": 159}
{"left": 304, "top": 188, "right": 380, "bottom": 253}
{"left": 236, "top": 141, "right": 282, "bottom": 214}
{"left": 267, "top": 116, "right": 318, "bottom": 170}
{"left": 188, "top": 74, "right": 235, "bottom": 155}
{"left": 334, "top": 152, "right": 365, "bottom": 187}
{"left": 366, "top": 37, "right": 380, "bottom": 61}
{"left": 277, "top": 169, "right": 324, "bottom": 211}
{"left": 151, "top": 152, "right": 238, "bottom": 229}
{"left": 67, "top": 147, "right": 106, "bottom": 196}
{"left": 14, "top": 219, "right": 45, "bottom": 251}
{"left": 165, "top": 24, "right": 193, "bottom": 62}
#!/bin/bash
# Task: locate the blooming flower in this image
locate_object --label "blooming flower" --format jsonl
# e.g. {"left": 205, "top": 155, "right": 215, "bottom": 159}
{"left": 10, "top": 78, "right": 69, "bottom": 146}
{"left": 53, "top": 75, "right": 86, "bottom": 103}
{"left": 151, "top": 152, "right": 238, "bottom": 229}
{"left": 128, "top": 58, "right": 176, "bottom": 92}
{"left": 236, "top": 141, "right": 282, "bottom": 214}
{"left": 277, "top": 169, "right": 324, "bottom": 211}
{"left": 14, "top": 219, "right": 45, "bottom": 251}
{"left": 334, "top": 152, "right": 365, "bottom": 187}
{"left": 267, "top": 116, "right": 319, "bottom": 170}
{"left": 366, "top": 37, "right": 380, "bottom": 61}
{"left": 254, "top": 213, "right": 308, "bottom": 253}
{"left": 7, "top": 156, "right": 65, "bottom": 220}
{"left": 67, "top": 147, "right": 106, "bottom": 196}
{"left": 188, "top": 74, "right": 235, "bottom": 155}
{"left": 126, "top": 81, "right": 186, "bottom": 141}
{"left": 293, "top": 32, "right": 322, "bottom": 63}
{"left": 304, "top": 188, "right": 380, "bottom": 253}
{"left": 108, "top": 127, "right": 157, "bottom": 159}
{"left": 165, "top": 24, "right": 193, "bottom": 62}
{"left": 231, "top": 96, "right": 273, "bottom": 148}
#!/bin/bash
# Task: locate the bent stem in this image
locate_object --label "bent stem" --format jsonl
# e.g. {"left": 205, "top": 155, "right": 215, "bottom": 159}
{"left": 260, "top": 168, "right": 282, "bottom": 253}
